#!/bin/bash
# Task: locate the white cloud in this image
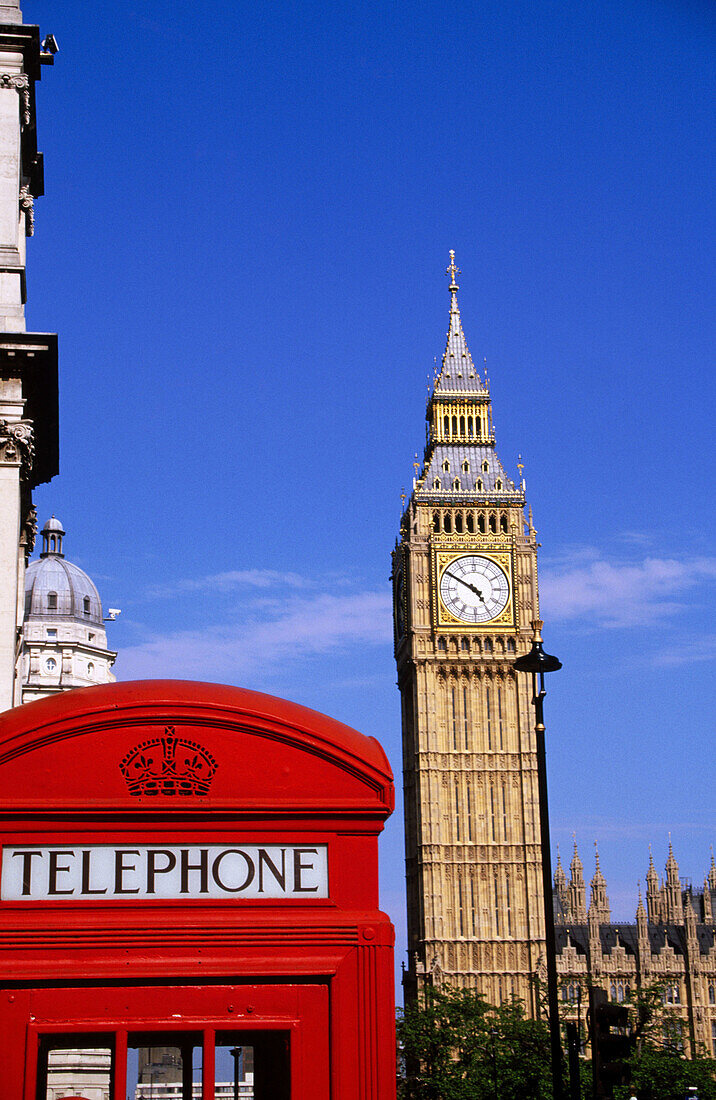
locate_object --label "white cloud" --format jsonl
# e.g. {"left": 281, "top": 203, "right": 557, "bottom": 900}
{"left": 117, "top": 589, "right": 392, "bottom": 682}
{"left": 146, "top": 569, "right": 311, "bottom": 598}
{"left": 540, "top": 553, "right": 716, "bottom": 627}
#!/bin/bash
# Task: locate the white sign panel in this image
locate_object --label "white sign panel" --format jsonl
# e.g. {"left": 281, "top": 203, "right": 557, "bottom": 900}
{"left": 1, "top": 844, "right": 328, "bottom": 901}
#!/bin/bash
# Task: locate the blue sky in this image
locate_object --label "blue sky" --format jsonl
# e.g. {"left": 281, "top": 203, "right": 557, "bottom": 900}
{"left": 25, "top": 1, "right": 715, "bottom": 983}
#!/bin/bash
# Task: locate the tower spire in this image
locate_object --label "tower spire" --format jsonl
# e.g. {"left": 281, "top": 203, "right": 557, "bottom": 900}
{"left": 446, "top": 249, "right": 460, "bottom": 293}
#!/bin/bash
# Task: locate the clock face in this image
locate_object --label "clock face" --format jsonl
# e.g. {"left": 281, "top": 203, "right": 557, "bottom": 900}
{"left": 439, "top": 554, "right": 510, "bottom": 624}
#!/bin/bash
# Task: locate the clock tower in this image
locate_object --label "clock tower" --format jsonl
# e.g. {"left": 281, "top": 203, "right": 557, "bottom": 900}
{"left": 394, "top": 253, "right": 545, "bottom": 1009}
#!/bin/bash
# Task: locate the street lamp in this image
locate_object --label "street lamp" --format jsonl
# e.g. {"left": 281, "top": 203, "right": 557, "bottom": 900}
{"left": 513, "top": 619, "right": 563, "bottom": 1100}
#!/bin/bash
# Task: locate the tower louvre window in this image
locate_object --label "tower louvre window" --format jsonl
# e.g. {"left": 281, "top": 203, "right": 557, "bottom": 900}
{"left": 489, "top": 514, "right": 497, "bottom": 533}
{"left": 500, "top": 513, "right": 508, "bottom": 533}
{"left": 459, "top": 415, "right": 465, "bottom": 434}
{"left": 467, "top": 416, "right": 474, "bottom": 436}
{"left": 455, "top": 512, "right": 463, "bottom": 533}
{"left": 463, "top": 685, "right": 470, "bottom": 747}
{"left": 451, "top": 686, "right": 458, "bottom": 750}
{"left": 444, "top": 415, "right": 449, "bottom": 435}
{"left": 466, "top": 511, "right": 475, "bottom": 533}
{"left": 452, "top": 416, "right": 458, "bottom": 434}
{"left": 443, "top": 512, "right": 452, "bottom": 533}
{"left": 432, "top": 511, "right": 440, "bottom": 532}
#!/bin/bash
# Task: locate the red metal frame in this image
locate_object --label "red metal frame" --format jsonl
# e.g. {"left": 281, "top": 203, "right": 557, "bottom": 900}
{"left": 0, "top": 681, "right": 396, "bottom": 1100}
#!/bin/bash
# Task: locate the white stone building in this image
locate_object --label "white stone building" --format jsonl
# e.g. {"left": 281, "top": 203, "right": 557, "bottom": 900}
{"left": 21, "top": 516, "right": 116, "bottom": 701}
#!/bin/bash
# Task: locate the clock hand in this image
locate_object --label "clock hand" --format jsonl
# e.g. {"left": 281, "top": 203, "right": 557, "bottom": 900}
{"left": 445, "top": 571, "right": 486, "bottom": 603}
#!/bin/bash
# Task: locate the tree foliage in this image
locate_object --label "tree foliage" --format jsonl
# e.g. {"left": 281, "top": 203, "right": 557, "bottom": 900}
{"left": 397, "top": 985, "right": 553, "bottom": 1100}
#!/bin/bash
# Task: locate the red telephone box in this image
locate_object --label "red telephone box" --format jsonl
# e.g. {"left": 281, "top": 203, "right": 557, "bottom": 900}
{"left": 0, "top": 680, "right": 396, "bottom": 1100}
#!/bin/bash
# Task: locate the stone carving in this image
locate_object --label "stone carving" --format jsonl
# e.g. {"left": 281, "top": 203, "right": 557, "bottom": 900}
{"left": 20, "top": 500, "right": 36, "bottom": 559}
{"left": 0, "top": 418, "right": 34, "bottom": 474}
{"left": 19, "top": 184, "right": 33, "bottom": 236}
{"left": 0, "top": 72, "right": 30, "bottom": 126}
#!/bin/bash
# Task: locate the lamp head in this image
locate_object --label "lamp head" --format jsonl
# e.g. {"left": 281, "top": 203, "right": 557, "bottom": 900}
{"left": 512, "top": 620, "right": 562, "bottom": 675}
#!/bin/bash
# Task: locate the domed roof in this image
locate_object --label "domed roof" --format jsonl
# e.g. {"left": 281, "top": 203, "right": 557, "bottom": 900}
{"left": 24, "top": 518, "right": 104, "bottom": 625}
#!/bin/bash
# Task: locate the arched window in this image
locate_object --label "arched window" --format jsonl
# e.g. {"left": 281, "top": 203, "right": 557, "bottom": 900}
{"left": 83, "top": 596, "right": 91, "bottom": 616}
{"left": 453, "top": 478, "right": 461, "bottom": 490}
{"left": 442, "top": 459, "right": 450, "bottom": 472}
{"left": 462, "top": 460, "right": 469, "bottom": 473}
{"left": 466, "top": 512, "right": 475, "bottom": 533}
{"left": 461, "top": 637, "right": 470, "bottom": 651}
{"left": 432, "top": 511, "right": 441, "bottom": 533}
{"left": 476, "top": 478, "right": 483, "bottom": 492}
{"left": 455, "top": 512, "right": 463, "bottom": 533}
{"left": 443, "top": 512, "right": 452, "bottom": 533}
{"left": 444, "top": 415, "right": 449, "bottom": 435}
{"left": 467, "top": 416, "right": 474, "bottom": 436}
{"left": 459, "top": 415, "right": 465, "bottom": 434}
{"left": 496, "top": 479, "right": 503, "bottom": 490}
{"left": 482, "top": 460, "right": 489, "bottom": 473}
{"left": 489, "top": 513, "right": 497, "bottom": 533}
{"left": 433, "top": 478, "right": 441, "bottom": 490}
{"left": 47, "top": 591, "right": 57, "bottom": 610}
{"left": 438, "top": 637, "right": 447, "bottom": 652}
{"left": 452, "top": 416, "right": 458, "bottom": 434}
{"left": 88, "top": 662, "right": 94, "bottom": 675}
{"left": 506, "top": 638, "right": 516, "bottom": 653}
{"left": 484, "top": 638, "right": 493, "bottom": 654}
{"left": 610, "top": 983, "right": 617, "bottom": 1002}
{"left": 709, "top": 984, "right": 715, "bottom": 1005}
{"left": 500, "top": 514, "right": 508, "bottom": 533}
{"left": 478, "top": 513, "right": 486, "bottom": 534}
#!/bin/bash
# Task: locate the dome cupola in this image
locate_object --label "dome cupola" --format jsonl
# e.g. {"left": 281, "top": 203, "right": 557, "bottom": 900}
{"left": 21, "top": 517, "right": 117, "bottom": 701}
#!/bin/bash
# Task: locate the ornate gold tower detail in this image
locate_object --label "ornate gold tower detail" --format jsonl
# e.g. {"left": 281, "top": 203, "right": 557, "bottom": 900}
{"left": 393, "top": 253, "right": 545, "bottom": 1008}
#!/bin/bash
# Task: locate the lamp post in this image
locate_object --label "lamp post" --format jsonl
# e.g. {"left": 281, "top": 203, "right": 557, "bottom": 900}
{"left": 513, "top": 619, "right": 563, "bottom": 1100}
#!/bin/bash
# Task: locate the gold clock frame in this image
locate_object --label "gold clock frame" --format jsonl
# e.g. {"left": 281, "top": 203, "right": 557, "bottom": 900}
{"left": 433, "top": 546, "right": 517, "bottom": 630}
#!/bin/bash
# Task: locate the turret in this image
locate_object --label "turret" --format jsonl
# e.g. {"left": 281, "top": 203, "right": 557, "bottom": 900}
{"left": 568, "top": 838, "right": 587, "bottom": 922}
{"left": 554, "top": 847, "right": 568, "bottom": 923}
{"left": 588, "top": 843, "right": 611, "bottom": 924}
{"left": 646, "top": 846, "right": 660, "bottom": 923}
{"left": 664, "top": 839, "right": 683, "bottom": 923}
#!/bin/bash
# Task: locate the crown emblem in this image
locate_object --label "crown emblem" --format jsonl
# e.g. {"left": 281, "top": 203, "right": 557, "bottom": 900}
{"left": 119, "top": 727, "right": 218, "bottom": 796}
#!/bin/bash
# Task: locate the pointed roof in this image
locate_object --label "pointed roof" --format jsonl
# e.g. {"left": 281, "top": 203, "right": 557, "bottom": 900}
{"left": 570, "top": 836, "right": 584, "bottom": 882}
{"left": 433, "top": 251, "right": 486, "bottom": 396}
{"left": 554, "top": 846, "right": 566, "bottom": 889}
{"left": 591, "top": 842, "right": 606, "bottom": 889}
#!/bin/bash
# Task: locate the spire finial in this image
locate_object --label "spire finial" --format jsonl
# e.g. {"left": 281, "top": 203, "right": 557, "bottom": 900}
{"left": 446, "top": 249, "right": 460, "bottom": 292}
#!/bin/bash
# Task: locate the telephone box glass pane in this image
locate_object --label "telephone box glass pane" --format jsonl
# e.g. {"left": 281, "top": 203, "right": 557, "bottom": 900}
{"left": 213, "top": 1043, "right": 254, "bottom": 1099}
{"left": 217, "top": 1033, "right": 289, "bottom": 1099}
{"left": 127, "top": 1037, "right": 201, "bottom": 1100}
{"left": 39, "top": 1040, "right": 112, "bottom": 1100}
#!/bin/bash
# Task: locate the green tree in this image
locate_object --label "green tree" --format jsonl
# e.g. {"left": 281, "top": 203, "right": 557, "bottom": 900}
{"left": 610, "top": 981, "right": 716, "bottom": 1100}
{"left": 397, "top": 985, "right": 553, "bottom": 1100}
